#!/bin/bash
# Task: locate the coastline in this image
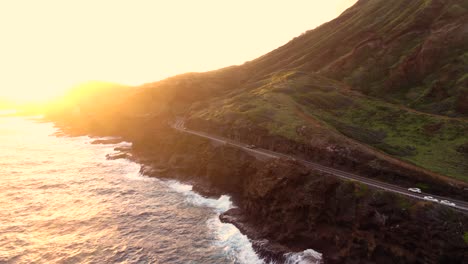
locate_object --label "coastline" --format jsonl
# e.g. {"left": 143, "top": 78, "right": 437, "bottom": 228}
{"left": 46, "top": 115, "right": 468, "bottom": 263}
{"left": 97, "top": 136, "right": 324, "bottom": 263}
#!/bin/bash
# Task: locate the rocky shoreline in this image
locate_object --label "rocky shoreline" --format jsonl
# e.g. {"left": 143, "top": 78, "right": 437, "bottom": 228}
{"left": 49, "top": 116, "right": 468, "bottom": 263}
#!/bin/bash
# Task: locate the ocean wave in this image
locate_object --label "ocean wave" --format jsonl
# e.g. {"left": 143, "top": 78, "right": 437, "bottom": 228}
{"left": 165, "top": 180, "right": 264, "bottom": 264}
{"left": 284, "top": 249, "right": 323, "bottom": 264}
{"left": 165, "top": 180, "right": 233, "bottom": 213}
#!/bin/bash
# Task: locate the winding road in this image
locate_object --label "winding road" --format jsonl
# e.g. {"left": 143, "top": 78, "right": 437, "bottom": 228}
{"left": 172, "top": 119, "right": 468, "bottom": 212}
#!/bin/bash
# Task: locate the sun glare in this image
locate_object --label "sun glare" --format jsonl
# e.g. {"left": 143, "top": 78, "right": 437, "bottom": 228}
{"left": 1, "top": 87, "right": 63, "bottom": 104}
{"left": 0, "top": 0, "right": 357, "bottom": 104}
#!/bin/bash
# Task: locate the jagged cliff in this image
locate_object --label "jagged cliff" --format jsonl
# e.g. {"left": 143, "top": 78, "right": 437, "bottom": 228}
{"left": 112, "top": 125, "right": 468, "bottom": 264}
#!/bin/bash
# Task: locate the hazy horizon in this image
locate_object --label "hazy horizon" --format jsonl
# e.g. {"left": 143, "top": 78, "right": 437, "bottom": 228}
{"left": 0, "top": 0, "right": 357, "bottom": 103}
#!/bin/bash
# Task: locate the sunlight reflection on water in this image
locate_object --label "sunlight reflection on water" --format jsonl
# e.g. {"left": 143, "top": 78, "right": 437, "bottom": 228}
{"left": 0, "top": 117, "right": 264, "bottom": 264}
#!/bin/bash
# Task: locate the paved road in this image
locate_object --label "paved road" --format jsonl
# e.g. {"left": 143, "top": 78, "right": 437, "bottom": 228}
{"left": 172, "top": 119, "right": 468, "bottom": 212}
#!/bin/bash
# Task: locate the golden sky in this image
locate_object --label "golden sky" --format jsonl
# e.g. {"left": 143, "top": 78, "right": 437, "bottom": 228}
{"left": 0, "top": 0, "right": 357, "bottom": 102}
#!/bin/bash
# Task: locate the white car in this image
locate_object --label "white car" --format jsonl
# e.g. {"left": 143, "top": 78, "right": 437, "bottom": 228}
{"left": 408, "top": 188, "right": 422, "bottom": 193}
{"left": 423, "top": 196, "right": 439, "bottom": 202}
{"left": 440, "top": 200, "right": 456, "bottom": 207}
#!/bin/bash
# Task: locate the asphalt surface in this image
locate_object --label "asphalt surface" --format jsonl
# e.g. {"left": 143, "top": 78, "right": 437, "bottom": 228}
{"left": 173, "top": 119, "right": 468, "bottom": 212}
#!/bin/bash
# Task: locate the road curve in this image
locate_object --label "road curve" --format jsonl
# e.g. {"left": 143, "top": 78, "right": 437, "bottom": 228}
{"left": 172, "top": 119, "right": 468, "bottom": 212}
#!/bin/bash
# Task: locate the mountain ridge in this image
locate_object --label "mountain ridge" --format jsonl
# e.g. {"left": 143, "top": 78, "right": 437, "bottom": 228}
{"left": 49, "top": 0, "right": 468, "bottom": 182}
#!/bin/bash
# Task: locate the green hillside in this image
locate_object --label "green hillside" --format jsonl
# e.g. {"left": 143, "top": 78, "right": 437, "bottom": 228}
{"left": 50, "top": 0, "right": 468, "bottom": 182}
{"left": 192, "top": 71, "right": 468, "bottom": 181}
{"left": 246, "top": 0, "right": 468, "bottom": 117}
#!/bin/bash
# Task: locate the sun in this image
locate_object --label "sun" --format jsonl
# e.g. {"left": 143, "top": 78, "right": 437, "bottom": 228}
{"left": 0, "top": 1, "right": 358, "bottom": 107}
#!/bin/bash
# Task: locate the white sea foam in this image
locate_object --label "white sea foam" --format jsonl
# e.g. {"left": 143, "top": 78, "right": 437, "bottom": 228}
{"left": 166, "top": 180, "right": 233, "bottom": 212}
{"left": 115, "top": 140, "right": 132, "bottom": 147}
{"left": 166, "top": 180, "right": 264, "bottom": 264}
{"left": 86, "top": 137, "right": 141, "bottom": 179}
{"left": 208, "top": 217, "right": 264, "bottom": 264}
{"left": 95, "top": 136, "right": 121, "bottom": 140}
{"left": 284, "top": 249, "right": 323, "bottom": 264}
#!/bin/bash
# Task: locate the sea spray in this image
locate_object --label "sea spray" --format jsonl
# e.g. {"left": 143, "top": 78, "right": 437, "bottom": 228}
{"left": 166, "top": 180, "right": 264, "bottom": 264}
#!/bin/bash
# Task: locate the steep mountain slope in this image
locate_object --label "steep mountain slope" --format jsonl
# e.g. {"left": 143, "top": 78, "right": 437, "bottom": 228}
{"left": 127, "top": 0, "right": 468, "bottom": 116}
{"left": 246, "top": 0, "right": 468, "bottom": 116}
{"left": 50, "top": 0, "right": 468, "bottom": 183}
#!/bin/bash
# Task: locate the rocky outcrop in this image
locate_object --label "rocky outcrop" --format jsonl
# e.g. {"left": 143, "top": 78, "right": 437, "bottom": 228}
{"left": 122, "top": 124, "right": 468, "bottom": 263}
{"left": 222, "top": 161, "right": 468, "bottom": 263}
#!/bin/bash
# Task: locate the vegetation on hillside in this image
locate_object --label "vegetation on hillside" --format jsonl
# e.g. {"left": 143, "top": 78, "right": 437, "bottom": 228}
{"left": 192, "top": 71, "right": 468, "bottom": 181}
{"left": 48, "top": 0, "right": 468, "bottom": 183}
{"left": 245, "top": 0, "right": 468, "bottom": 117}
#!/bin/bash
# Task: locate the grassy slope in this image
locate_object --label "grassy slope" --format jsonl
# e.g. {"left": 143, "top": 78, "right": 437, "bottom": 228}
{"left": 244, "top": 0, "right": 468, "bottom": 116}
{"left": 188, "top": 0, "right": 468, "bottom": 181}
{"left": 192, "top": 71, "right": 468, "bottom": 181}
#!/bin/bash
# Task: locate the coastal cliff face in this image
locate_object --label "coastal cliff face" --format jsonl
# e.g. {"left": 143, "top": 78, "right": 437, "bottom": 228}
{"left": 118, "top": 125, "right": 468, "bottom": 264}
{"left": 186, "top": 118, "right": 468, "bottom": 201}
{"left": 224, "top": 161, "right": 468, "bottom": 264}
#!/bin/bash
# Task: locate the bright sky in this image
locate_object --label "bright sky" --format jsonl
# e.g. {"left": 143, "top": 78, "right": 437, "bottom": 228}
{"left": 0, "top": 0, "right": 357, "bottom": 102}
